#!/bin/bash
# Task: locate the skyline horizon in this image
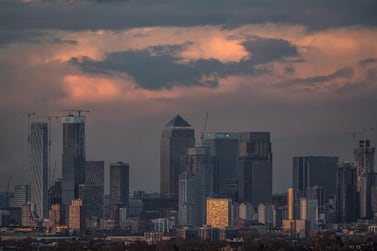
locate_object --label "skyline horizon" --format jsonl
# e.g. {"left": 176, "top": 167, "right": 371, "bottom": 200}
{"left": 1, "top": 111, "right": 375, "bottom": 195}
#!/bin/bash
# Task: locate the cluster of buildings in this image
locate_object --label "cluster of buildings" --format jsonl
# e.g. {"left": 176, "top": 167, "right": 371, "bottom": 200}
{"left": 0, "top": 113, "right": 376, "bottom": 242}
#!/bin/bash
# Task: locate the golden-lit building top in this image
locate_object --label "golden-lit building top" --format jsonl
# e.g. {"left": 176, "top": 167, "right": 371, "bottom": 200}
{"left": 206, "top": 198, "right": 231, "bottom": 229}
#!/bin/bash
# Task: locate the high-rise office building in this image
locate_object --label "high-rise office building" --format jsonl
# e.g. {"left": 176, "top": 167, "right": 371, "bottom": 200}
{"left": 61, "top": 115, "right": 86, "bottom": 223}
{"left": 238, "top": 132, "right": 272, "bottom": 205}
{"left": 110, "top": 161, "right": 129, "bottom": 226}
{"left": 203, "top": 132, "right": 239, "bottom": 200}
{"left": 85, "top": 161, "right": 104, "bottom": 186}
{"left": 178, "top": 172, "right": 200, "bottom": 227}
{"left": 14, "top": 185, "right": 31, "bottom": 208}
{"left": 80, "top": 161, "right": 104, "bottom": 223}
{"left": 206, "top": 198, "right": 232, "bottom": 229}
{"left": 306, "top": 186, "right": 325, "bottom": 213}
{"left": 160, "top": 115, "right": 195, "bottom": 201}
{"left": 185, "top": 146, "right": 212, "bottom": 225}
{"left": 354, "top": 140, "right": 375, "bottom": 191}
{"left": 353, "top": 140, "right": 375, "bottom": 218}
{"left": 292, "top": 156, "right": 338, "bottom": 201}
{"left": 336, "top": 162, "right": 358, "bottom": 223}
{"left": 30, "top": 122, "right": 48, "bottom": 220}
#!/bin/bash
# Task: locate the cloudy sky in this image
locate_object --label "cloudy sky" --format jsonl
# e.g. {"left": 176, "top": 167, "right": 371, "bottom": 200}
{"left": 0, "top": 0, "right": 376, "bottom": 194}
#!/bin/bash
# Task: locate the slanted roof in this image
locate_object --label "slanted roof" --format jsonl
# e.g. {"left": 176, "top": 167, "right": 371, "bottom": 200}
{"left": 165, "top": 114, "right": 192, "bottom": 127}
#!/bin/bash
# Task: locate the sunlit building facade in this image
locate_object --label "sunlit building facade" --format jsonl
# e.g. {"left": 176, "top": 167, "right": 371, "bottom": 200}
{"left": 206, "top": 198, "right": 232, "bottom": 229}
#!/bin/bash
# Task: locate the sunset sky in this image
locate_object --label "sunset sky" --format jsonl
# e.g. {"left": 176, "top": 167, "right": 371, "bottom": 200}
{"left": 0, "top": 0, "right": 376, "bottom": 193}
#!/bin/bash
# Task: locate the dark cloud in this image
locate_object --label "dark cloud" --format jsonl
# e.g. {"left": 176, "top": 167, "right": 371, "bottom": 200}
{"left": 277, "top": 67, "right": 354, "bottom": 88}
{"left": 69, "top": 38, "right": 299, "bottom": 89}
{"left": 242, "top": 38, "right": 299, "bottom": 64}
{"left": 359, "top": 58, "right": 377, "bottom": 65}
{"left": 0, "top": 0, "right": 376, "bottom": 32}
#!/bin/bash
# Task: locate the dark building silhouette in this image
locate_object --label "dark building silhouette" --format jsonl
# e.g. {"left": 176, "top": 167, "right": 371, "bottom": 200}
{"left": 30, "top": 122, "right": 49, "bottom": 220}
{"left": 203, "top": 132, "right": 239, "bottom": 200}
{"left": 110, "top": 161, "right": 129, "bottom": 227}
{"left": 160, "top": 115, "right": 195, "bottom": 202}
{"left": 238, "top": 132, "right": 272, "bottom": 205}
{"left": 353, "top": 140, "right": 375, "bottom": 218}
{"left": 336, "top": 162, "right": 358, "bottom": 223}
{"left": 292, "top": 156, "right": 338, "bottom": 201}
{"left": 61, "top": 115, "right": 86, "bottom": 223}
{"left": 79, "top": 161, "right": 105, "bottom": 225}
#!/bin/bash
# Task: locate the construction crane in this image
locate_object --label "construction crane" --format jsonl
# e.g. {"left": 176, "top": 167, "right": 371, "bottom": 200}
{"left": 200, "top": 112, "right": 209, "bottom": 145}
{"left": 63, "top": 109, "right": 90, "bottom": 116}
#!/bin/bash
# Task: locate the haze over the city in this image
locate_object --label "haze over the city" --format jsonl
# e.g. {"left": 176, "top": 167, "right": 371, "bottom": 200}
{"left": 0, "top": 0, "right": 376, "bottom": 193}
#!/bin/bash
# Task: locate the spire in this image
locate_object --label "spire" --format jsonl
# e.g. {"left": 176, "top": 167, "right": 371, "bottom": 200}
{"left": 165, "top": 114, "right": 192, "bottom": 127}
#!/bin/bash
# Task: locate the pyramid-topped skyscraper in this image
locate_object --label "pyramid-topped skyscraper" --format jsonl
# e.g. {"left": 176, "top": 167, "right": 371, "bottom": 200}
{"left": 160, "top": 115, "right": 195, "bottom": 205}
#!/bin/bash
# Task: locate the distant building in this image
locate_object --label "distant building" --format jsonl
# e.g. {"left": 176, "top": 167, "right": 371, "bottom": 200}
{"left": 14, "top": 185, "right": 31, "bottom": 208}
{"left": 203, "top": 132, "right": 239, "bottom": 200}
{"left": 30, "top": 122, "right": 49, "bottom": 220}
{"left": 80, "top": 160, "right": 104, "bottom": 225}
{"left": 21, "top": 203, "right": 37, "bottom": 227}
{"left": 61, "top": 115, "right": 86, "bottom": 224}
{"left": 306, "top": 186, "right": 325, "bottom": 213}
{"left": 292, "top": 156, "right": 338, "bottom": 201}
{"left": 336, "top": 162, "right": 358, "bottom": 223}
{"left": 206, "top": 198, "right": 232, "bottom": 229}
{"left": 258, "top": 203, "right": 273, "bottom": 225}
{"left": 69, "top": 199, "right": 85, "bottom": 231}
{"left": 110, "top": 161, "right": 129, "bottom": 227}
{"left": 178, "top": 172, "right": 201, "bottom": 226}
{"left": 300, "top": 198, "right": 318, "bottom": 230}
{"left": 48, "top": 204, "right": 61, "bottom": 226}
{"left": 160, "top": 115, "right": 195, "bottom": 203}
{"left": 185, "top": 146, "right": 212, "bottom": 225}
{"left": 79, "top": 184, "right": 103, "bottom": 226}
{"left": 238, "top": 132, "right": 272, "bottom": 205}
{"left": 239, "top": 202, "right": 256, "bottom": 222}
{"left": 354, "top": 140, "right": 376, "bottom": 219}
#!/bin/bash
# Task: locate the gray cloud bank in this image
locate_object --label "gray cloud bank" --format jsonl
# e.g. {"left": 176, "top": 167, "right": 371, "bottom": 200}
{"left": 0, "top": 0, "right": 376, "bottom": 36}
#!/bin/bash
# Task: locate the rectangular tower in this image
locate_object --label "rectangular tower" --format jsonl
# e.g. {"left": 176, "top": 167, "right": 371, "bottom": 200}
{"left": 336, "top": 162, "right": 358, "bottom": 223}
{"left": 292, "top": 156, "right": 338, "bottom": 201}
{"left": 206, "top": 198, "right": 232, "bottom": 229}
{"left": 160, "top": 115, "right": 195, "bottom": 202}
{"left": 61, "top": 115, "right": 86, "bottom": 223}
{"left": 238, "top": 132, "right": 272, "bottom": 205}
{"left": 30, "top": 122, "right": 48, "bottom": 220}
{"left": 203, "top": 132, "right": 239, "bottom": 200}
{"left": 110, "top": 161, "right": 129, "bottom": 227}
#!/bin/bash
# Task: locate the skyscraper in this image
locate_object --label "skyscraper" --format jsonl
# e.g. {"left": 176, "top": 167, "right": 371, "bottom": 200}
{"left": 30, "top": 122, "right": 48, "bottom": 220}
{"left": 353, "top": 140, "right": 376, "bottom": 218}
{"left": 336, "top": 162, "right": 358, "bottom": 223}
{"left": 110, "top": 161, "right": 129, "bottom": 226}
{"left": 185, "top": 146, "right": 212, "bottom": 225}
{"left": 354, "top": 140, "right": 375, "bottom": 191}
{"left": 178, "top": 172, "right": 200, "bottom": 227}
{"left": 238, "top": 132, "right": 272, "bottom": 205}
{"left": 61, "top": 115, "right": 86, "bottom": 223}
{"left": 292, "top": 156, "right": 338, "bottom": 201}
{"left": 203, "top": 132, "right": 239, "bottom": 200}
{"left": 79, "top": 161, "right": 105, "bottom": 223}
{"left": 160, "top": 115, "right": 195, "bottom": 201}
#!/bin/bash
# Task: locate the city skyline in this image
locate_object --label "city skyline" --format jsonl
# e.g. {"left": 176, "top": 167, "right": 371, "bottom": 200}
{"left": 0, "top": 0, "right": 377, "bottom": 194}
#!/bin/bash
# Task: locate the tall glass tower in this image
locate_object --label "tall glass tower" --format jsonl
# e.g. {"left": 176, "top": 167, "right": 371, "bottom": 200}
{"left": 160, "top": 115, "right": 195, "bottom": 201}
{"left": 61, "top": 115, "right": 86, "bottom": 223}
{"left": 30, "top": 122, "right": 48, "bottom": 220}
{"left": 110, "top": 161, "right": 129, "bottom": 227}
